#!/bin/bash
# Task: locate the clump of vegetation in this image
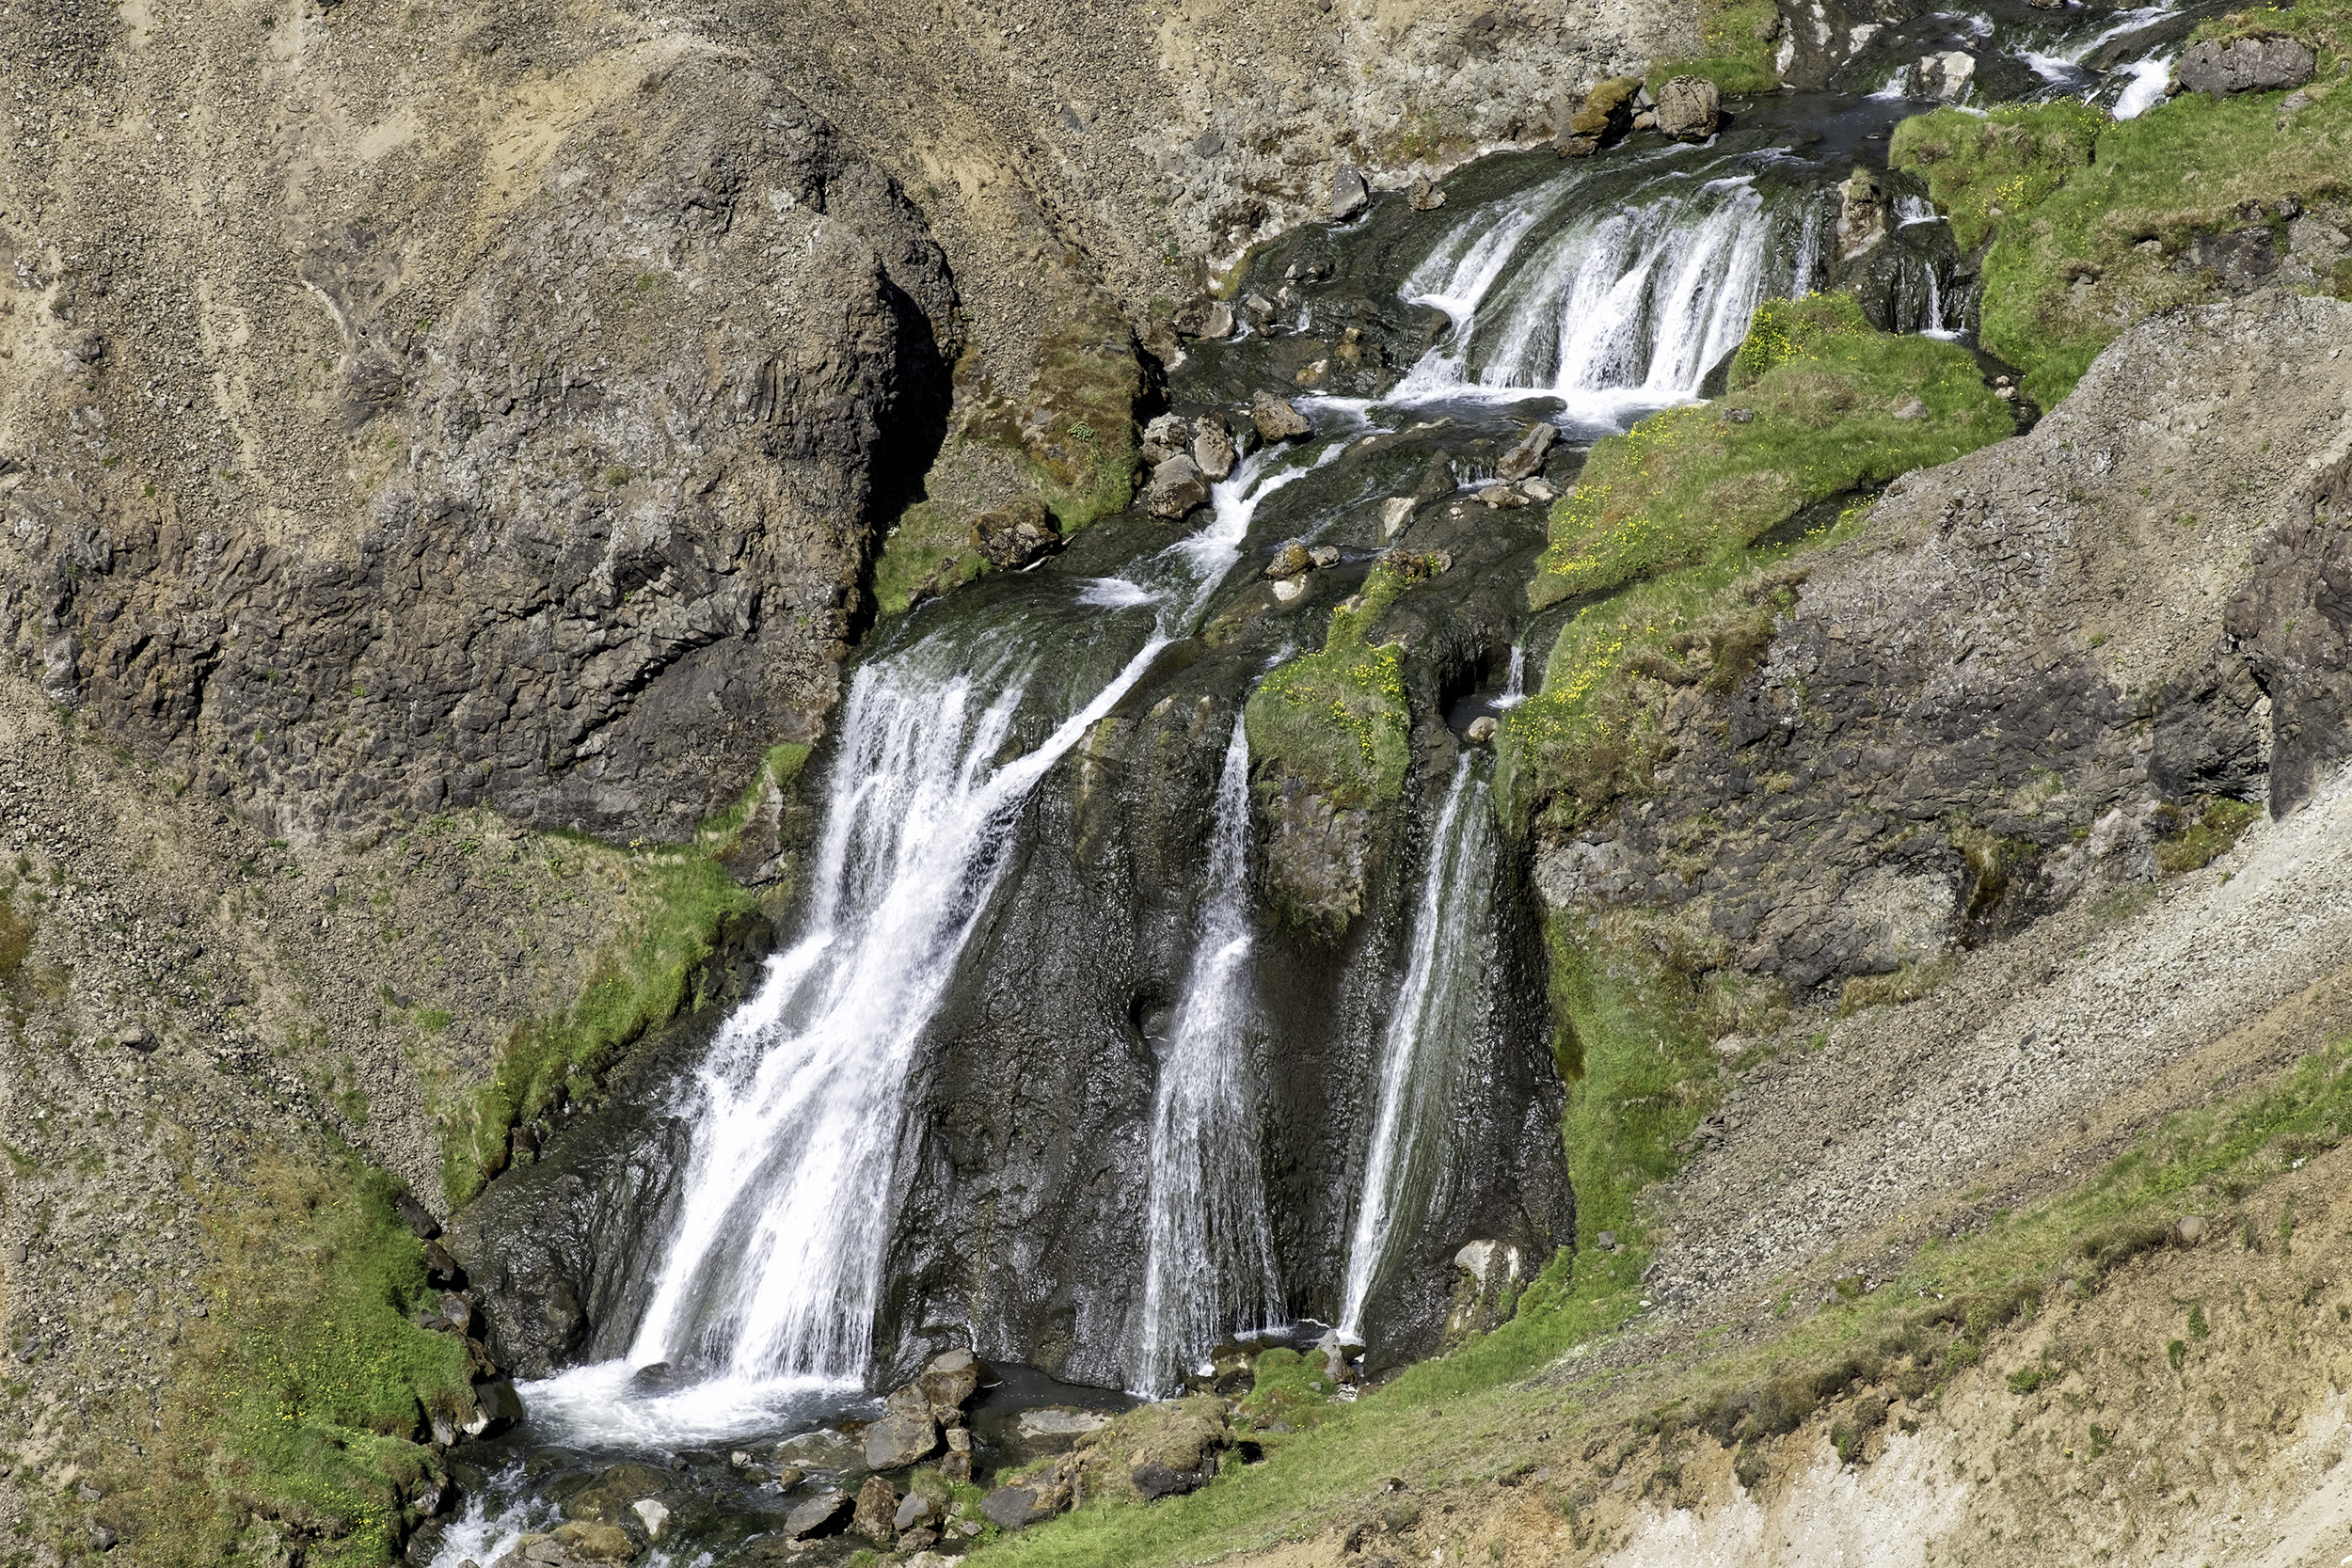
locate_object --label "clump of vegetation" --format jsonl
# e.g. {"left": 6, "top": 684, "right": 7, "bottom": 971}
{"left": 1887, "top": 102, "right": 2105, "bottom": 252}
{"left": 2153, "top": 795, "right": 2262, "bottom": 875}
{"left": 440, "top": 851, "right": 753, "bottom": 1203}
{"left": 1244, "top": 561, "right": 1420, "bottom": 806}
{"left": 1837, "top": 955, "right": 1961, "bottom": 1015}
{"left": 872, "top": 494, "right": 989, "bottom": 616}
{"left": 1531, "top": 293, "right": 2009, "bottom": 610}
{"left": 696, "top": 741, "right": 814, "bottom": 858}
{"left": 1236, "top": 1347, "right": 1339, "bottom": 1432}
{"left": 112, "top": 1148, "right": 469, "bottom": 1568}
{"left": 1896, "top": 45, "right": 2352, "bottom": 407}
{"left": 1645, "top": 0, "right": 1783, "bottom": 95}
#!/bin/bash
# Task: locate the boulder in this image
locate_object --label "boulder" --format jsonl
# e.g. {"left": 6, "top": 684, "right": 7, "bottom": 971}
{"left": 1914, "top": 51, "right": 1975, "bottom": 102}
{"left": 1496, "top": 420, "right": 1558, "bottom": 481}
{"left": 1251, "top": 390, "right": 1311, "bottom": 441}
{"left": 1265, "top": 543, "right": 1314, "bottom": 579}
{"left": 968, "top": 497, "right": 1060, "bottom": 570}
{"left": 463, "top": 1377, "right": 523, "bottom": 1438}
{"left": 1655, "top": 75, "right": 1721, "bottom": 140}
{"left": 1193, "top": 413, "right": 1238, "bottom": 482}
{"left": 852, "top": 1475, "right": 900, "bottom": 1543}
{"left": 628, "top": 1501, "right": 668, "bottom": 1543}
{"left": 894, "top": 1492, "right": 941, "bottom": 1531}
{"left": 1476, "top": 484, "right": 1530, "bottom": 509}
{"left": 1139, "top": 412, "right": 1191, "bottom": 467}
{"left": 916, "top": 1348, "right": 984, "bottom": 1415}
{"left": 1407, "top": 175, "right": 1447, "bottom": 212}
{"left": 114, "top": 1025, "right": 156, "bottom": 1053}
{"left": 1013, "top": 1406, "right": 1114, "bottom": 1444}
{"left": 863, "top": 1410, "right": 941, "bottom": 1470}
{"left": 1271, "top": 577, "right": 1311, "bottom": 604}
{"left": 2177, "top": 35, "right": 2314, "bottom": 96}
{"left": 980, "top": 1483, "right": 1058, "bottom": 1530}
{"left": 1309, "top": 545, "right": 1341, "bottom": 568}
{"left": 776, "top": 1428, "right": 864, "bottom": 1475}
{"left": 1560, "top": 75, "right": 1641, "bottom": 153}
{"left": 1173, "top": 298, "right": 1236, "bottom": 340}
{"left": 1466, "top": 716, "right": 1499, "bottom": 745}
{"left": 1145, "top": 455, "right": 1211, "bottom": 519}
{"left": 1380, "top": 497, "right": 1416, "bottom": 540}
{"left": 1131, "top": 1460, "right": 1215, "bottom": 1500}
{"left": 1329, "top": 165, "right": 1371, "bottom": 221}
{"left": 783, "top": 1491, "right": 853, "bottom": 1541}
{"left": 1892, "top": 398, "right": 1928, "bottom": 421}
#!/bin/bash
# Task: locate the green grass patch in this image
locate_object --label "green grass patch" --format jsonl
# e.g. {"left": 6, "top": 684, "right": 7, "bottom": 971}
{"left": 1645, "top": 0, "right": 1783, "bottom": 95}
{"left": 1243, "top": 561, "right": 1417, "bottom": 807}
{"left": 1530, "top": 294, "right": 2009, "bottom": 610}
{"left": 1888, "top": 102, "right": 2106, "bottom": 253}
{"left": 1235, "top": 1348, "right": 1339, "bottom": 1432}
{"left": 113, "top": 1147, "right": 468, "bottom": 1568}
{"left": 871, "top": 497, "right": 992, "bottom": 617}
{"left": 1898, "top": 64, "right": 2352, "bottom": 407}
{"left": 696, "top": 741, "right": 814, "bottom": 855}
{"left": 439, "top": 852, "right": 752, "bottom": 1204}
{"left": 2153, "top": 794, "right": 2262, "bottom": 875}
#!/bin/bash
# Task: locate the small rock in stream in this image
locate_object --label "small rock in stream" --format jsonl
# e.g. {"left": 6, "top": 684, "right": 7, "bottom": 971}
{"left": 1251, "top": 389, "right": 1312, "bottom": 442}
{"left": 864, "top": 1410, "right": 941, "bottom": 1470}
{"left": 783, "top": 1490, "right": 853, "bottom": 1541}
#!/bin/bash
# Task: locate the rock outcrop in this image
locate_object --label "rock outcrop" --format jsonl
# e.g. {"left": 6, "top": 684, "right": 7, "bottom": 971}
{"left": 1533, "top": 292, "right": 2352, "bottom": 992}
{"left": 0, "top": 47, "right": 955, "bottom": 842}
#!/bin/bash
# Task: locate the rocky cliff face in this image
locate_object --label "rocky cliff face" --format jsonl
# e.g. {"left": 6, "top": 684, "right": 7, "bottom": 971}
{"left": 1, "top": 20, "right": 954, "bottom": 842}
{"left": 1534, "top": 292, "right": 2352, "bottom": 995}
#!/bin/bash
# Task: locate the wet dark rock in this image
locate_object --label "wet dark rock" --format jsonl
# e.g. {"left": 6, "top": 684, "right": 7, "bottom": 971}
{"left": 968, "top": 497, "right": 1060, "bottom": 570}
{"left": 1131, "top": 1461, "right": 1214, "bottom": 1500}
{"left": 2174, "top": 227, "right": 2278, "bottom": 293}
{"left": 395, "top": 1194, "right": 440, "bottom": 1240}
{"left": 1655, "top": 75, "right": 1721, "bottom": 140}
{"left": 915, "top": 1348, "right": 984, "bottom": 1414}
{"left": 2178, "top": 35, "right": 2314, "bottom": 95}
{"left": 464, "top": 1376, "right": 524, "bottom": 1438}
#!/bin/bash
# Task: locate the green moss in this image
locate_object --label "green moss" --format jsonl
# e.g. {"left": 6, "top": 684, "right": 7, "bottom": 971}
{"left": 697, "top": 742, "right": 814, "bottom": 856}
{"left": 1236, "top": 1348, "right": 1337, "bottom": 1432}
{"left": 116, "top": 1147, "right": 468, "bottom": 1568}
{"left": 1898, "top": 67, "right": 2352, "bottom": 407}
{"left": 1243, "top": 562, "right": 1419, "bottom": 806}
{"left": 2154, "top": 795, "right": 2262, "bottom": 875}
{"left": 1645, "top": 0, "right": 1783, "bottom": 95}
{"left": 440, "top": 852, "right": 753, "bottom": 1204}
{"left": 871, "top": 497, "right": 991, "bottom": 617}
{"left": 1530, "top": 294, "right": 2009, "bottom": 610}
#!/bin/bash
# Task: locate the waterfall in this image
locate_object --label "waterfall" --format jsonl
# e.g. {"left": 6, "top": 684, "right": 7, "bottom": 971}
{"left": 1337, "top": 757, "right": 1502, "bottom": 1338}
{"left": 1127, "top": 718, "right": 1284, "bottom": 1396}
{"left": 1389, "top": 163, "right": 1827, "bottom": 417}
{"left": 621, "top": 617, "right": 1175, "bottom": 1388}
{"left": 532, "top": 428, "right": 1365, "bottom": 1435}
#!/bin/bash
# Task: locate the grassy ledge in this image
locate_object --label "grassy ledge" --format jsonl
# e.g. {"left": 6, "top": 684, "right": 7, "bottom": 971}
{"left": 1243, "top": 560, "right": 1419, "bottom": 807}
{"left": 1895, "top": 20, "right": 2352, "bottom": 407}
{"left": 438, "top": 841, "right": 755, "bottom": 1207}
{"left": 105, "top": 1148, "right": 469, "bottom": 1568}
{"left": 1528, "top": 293, "right": 2010, "bottom": 611}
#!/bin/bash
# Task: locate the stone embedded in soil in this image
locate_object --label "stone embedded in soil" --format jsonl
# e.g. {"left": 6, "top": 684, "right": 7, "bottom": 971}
{"left": 980, "top": 1482, "right": 1058, "bottom": 1530}
{"left": 2178, "top": 35, "right": 2315, "bottom": 96}
{"left": 1131, "top": 1460, "right": 1215, "bottom": 1500}
{"left": 852, "top": 1474, "right": 900, "bottom": 1543}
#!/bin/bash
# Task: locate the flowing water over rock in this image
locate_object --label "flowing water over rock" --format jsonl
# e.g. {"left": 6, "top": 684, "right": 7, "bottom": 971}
{"left": 432, "top": 14, "right": 2186, "bottom": 1554}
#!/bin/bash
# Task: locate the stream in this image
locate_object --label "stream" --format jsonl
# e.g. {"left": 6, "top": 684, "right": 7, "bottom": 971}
{"left": 417, "top": 10, "right": 2189, "bottom": 1561}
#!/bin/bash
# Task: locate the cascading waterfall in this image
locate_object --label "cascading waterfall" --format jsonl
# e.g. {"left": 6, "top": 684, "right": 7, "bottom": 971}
{"left": 537, "top": 431, "right": 1361, "bottom": 1433}
{"left": 1127, "top": 719, "right": 1285, "bottom": 1396}
{"left": 1390, "top": 161, "right": 1826, "bottom": 415}
{"left": 1337, "top": 757, "right": 1502, "bottom": 1337}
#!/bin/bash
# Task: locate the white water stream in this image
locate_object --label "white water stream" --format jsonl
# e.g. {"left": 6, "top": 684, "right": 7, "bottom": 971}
{"left": 1337, "top": 758, "right": 1502, "bottom": 1337}
{"left": 1126, "top": 718, "right": 1285, "bottom": 1396}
